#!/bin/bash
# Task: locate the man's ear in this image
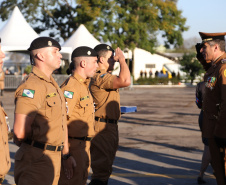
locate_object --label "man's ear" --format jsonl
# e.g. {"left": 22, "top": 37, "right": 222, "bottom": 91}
{"left": 80, "top": 60, "right": 86, "bottom": 68}
{"left": 99, "top": 56, "right": 105, "bottom": 64}
{"left": 36, "top": 53, "right": 44, "bottom": 62}
{"left": 214, "top": 44, "right": 220, "bottom": 51}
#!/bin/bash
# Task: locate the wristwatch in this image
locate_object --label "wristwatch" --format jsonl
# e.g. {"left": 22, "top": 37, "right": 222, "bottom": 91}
{"left": 62, "top": 153, "right": 71, "bottom": 160}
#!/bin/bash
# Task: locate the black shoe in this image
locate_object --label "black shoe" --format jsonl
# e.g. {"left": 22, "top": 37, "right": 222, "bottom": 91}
{"left": 197, "top": 177, "right": 206, "bottom": 184}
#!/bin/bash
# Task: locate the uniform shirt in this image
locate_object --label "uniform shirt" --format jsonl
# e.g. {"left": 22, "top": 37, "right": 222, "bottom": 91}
{"left": 90, "top": 69, "right": 120, "bottom": 120}
{"left": 61, "top": 72, "right": 95, "bottom": 137}
{"left": 0, "top": 105, "right": 11, "bottom": 177}
{"left": 202, "top": 53, "right": 226, "bottom": 138}
{"left": 14, "top": 66, "right": 66, "bottom": 146}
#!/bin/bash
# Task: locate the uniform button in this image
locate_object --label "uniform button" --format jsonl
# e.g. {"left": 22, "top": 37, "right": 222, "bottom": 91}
{"left": 86, "top": 104, "right": 88, "bottom": 106}
{"left": 54, "top": 102, "right": 55, "bottom": 104}
{"left": 5, "top": 142, "right": 6, "bottom": 145}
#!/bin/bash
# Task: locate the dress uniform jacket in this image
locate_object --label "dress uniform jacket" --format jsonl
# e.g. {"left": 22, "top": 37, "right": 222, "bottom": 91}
{"left": 202, "top": 53, "right": 226, "bottom": 185}
{"left": 89, "top": 69, "right": 120, "bottom": 182}
{"left": 59, "top": 72, "right": 95, "bottom": 185}
{"left": 14, "top": 66, "right": 67, "bottom": 185}
{"left": 0, "top": 71, "right": 5, "bottom": 89}
{"left": 202, "top": 53, "right": 226, "bottom": 139}
{"left": 0, "top": 105, "right": 11, "bottom": 181}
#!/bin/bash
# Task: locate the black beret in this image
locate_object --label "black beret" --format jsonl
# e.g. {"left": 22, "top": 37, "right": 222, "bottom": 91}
{"left": 71, "top": 46, "right": 98, "bottom": 60}
{"left": 94, "top": 44, "right": 114, "bottom": 53}
{"left": 28, "top": 37, "right": 61, "bottom": 51}
{"left": 199, "top": 32, "right": 226, "bottom": 43}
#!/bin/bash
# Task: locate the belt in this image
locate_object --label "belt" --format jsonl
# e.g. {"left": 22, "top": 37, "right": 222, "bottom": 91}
{"left": 95, "top": 117, "right": 118, "bottom": 124}
{"left": 24, "top": 139, "right": 64, "bottom": 151}
{"left": 68, "top": 136, "right": 93, "bottom": 141}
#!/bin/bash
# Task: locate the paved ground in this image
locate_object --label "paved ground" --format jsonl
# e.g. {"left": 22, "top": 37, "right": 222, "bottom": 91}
{"left": 1, "top": 86, "right": 216, "bottom": 185}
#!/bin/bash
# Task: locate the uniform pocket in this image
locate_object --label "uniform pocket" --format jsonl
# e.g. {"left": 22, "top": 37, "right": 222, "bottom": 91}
{"left": 76, "top": 100, "right": 88, "bottom": 117}
{"left": 45, "top": 97, "right": 58, "bottom": 118}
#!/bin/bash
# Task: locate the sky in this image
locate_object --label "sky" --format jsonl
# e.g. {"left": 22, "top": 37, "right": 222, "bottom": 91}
{"left": 0, "top": 0, "right": 226, "bottom": 44}
{"left": 177, "top": 0, "right": 226, "bottom": 41}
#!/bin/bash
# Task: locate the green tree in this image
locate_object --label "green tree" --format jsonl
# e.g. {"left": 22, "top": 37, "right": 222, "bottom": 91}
{"left": 0, "top": 0, "right": 107, "bottom": 41}
{"left": 95, "top": 0, "right": 188, "bottom": 52}
{"left": 179, "top": 53, "right": 204, "bottom": 84}
{"left": 0, "top": 0, "right": 188, "bottom": 75}
{"left": 0, "top": 0, "right": 187, "bottom": 48}
{"left": 24, "top": 65, "right": 32, "bottom": 74}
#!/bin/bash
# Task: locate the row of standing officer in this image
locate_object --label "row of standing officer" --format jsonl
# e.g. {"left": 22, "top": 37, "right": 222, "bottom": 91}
{"left": 0, "top": 36, "right": 131, "bottom": 185}
{"left": 196, "top": 32, "right": 226, "bottom": 185}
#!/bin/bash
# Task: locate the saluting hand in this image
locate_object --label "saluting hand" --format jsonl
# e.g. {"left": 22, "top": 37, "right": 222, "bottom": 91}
{"left": 114, "top": 47, "right": 125, "bottom": 63}
{"left": 63, "top": 156, "right": 76, "bottom": 179}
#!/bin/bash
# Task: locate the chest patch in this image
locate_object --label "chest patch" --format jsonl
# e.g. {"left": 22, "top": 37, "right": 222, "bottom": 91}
{"left": 205, "top": 76, "right": 217, "bottom": 90}
{"left": 46, "top": 92, "right": 56, "bottom": 98}
{"left": 80, "top": 95, "right": 89, "bottom": 101}
{"left": 64, "top": 91, "right": 74, "bottom": 99}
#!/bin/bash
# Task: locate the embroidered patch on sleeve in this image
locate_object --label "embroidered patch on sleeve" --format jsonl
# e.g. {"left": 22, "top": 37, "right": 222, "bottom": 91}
{"left": 64, "top": 91, "right": 74, "bottom": 99}
{"left": 22, "top": 89, "right": 35, "bottom": 98}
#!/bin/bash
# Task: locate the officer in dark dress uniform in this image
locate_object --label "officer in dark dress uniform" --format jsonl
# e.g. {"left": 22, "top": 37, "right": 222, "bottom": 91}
{"left": 199, "top": 32, "right": 226, "bottom": 185}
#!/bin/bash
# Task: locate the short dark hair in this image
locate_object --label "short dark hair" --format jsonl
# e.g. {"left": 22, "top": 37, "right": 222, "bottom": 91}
{"left": 97, "top": 50, "right": 112, "bottom": 62}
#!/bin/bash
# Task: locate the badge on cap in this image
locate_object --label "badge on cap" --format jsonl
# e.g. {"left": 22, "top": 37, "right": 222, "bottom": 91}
{"left": 22, "top": 89, "right": 35, "bottom": 99}
{"left": 48, "top": 41, "right": 52, "bottom": 46}
{"left": 107, "top": 46, "right": 110, "bottom": 49}
{"left": 87, "top": 51, "right": 91, "bottom": 55}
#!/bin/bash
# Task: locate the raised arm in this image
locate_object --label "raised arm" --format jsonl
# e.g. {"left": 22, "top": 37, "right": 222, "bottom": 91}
{"left": 113, "top": 47, "right": 131, "bottom": 89}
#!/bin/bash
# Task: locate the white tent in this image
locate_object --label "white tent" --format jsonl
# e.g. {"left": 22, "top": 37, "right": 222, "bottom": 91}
{"left": 0, "top": 6, "right": 39, "bottom": 52}
{"left": 113, "top": 47, "right": 184, "bottom": 80}
{"left": 63, "top": 24, "right": 101, "bottom": 49}
{"left": 0, "top": 6, "right": 72, "bottom": 60}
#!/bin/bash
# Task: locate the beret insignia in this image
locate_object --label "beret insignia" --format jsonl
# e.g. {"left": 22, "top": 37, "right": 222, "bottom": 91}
{"left": 48, "top": 41, "right": 52, "bottom": 46}
{"left": 87, "top": 51, "right": 91, "bottom": 55}
{"left": 107, "top": 46, "right": 110, "bottom": 49}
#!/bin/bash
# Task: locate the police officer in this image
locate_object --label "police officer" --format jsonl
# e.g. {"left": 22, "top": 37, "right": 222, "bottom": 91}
{"left": 58, "top": 46, "right": 98, "bottom": 185}
{"left": 199, "top": 32, "right": 226, "bottom": 185}
{"left": 89, "top": 44, "right": 131, "bottom": 185}
{"left": 0, "top": 37, "right": 11, "bottom": 185}
{"left": 13, "top": 37, "right": 74, "bottom": 185}
{"left": 195, "top": 43, "right": 212, "bottom": 184}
